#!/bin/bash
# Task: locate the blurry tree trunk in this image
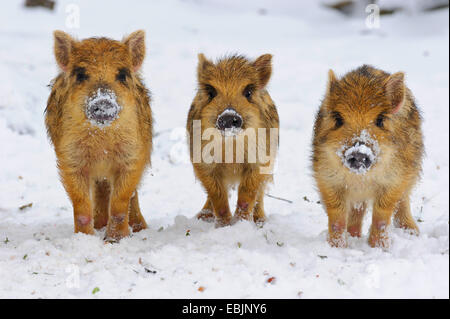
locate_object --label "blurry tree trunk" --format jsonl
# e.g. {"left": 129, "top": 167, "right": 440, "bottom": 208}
{"left": 323, "top": 0, "right": 449, "bottom": 15}
{"left": 423, "top": 0, "right": 449, "bottom": 11}
{"left": 24, "top": 0, "right": 55, "bottom": 10}
{"left": 323, "top": 0, "right": 373, "bottom": 16}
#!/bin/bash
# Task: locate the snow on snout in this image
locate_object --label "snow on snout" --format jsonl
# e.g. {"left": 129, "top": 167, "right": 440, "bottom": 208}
{"left": 216, "top": 108, "right": 243, "bottom": 137}
{"left": 337, "top": 129, "right": 380, "bottom": 175}
{"left": 343, "top": 143, "right": 375, "bottom": 173}
{"left": 85, "top": 88, "right": 122, "bottom": 128}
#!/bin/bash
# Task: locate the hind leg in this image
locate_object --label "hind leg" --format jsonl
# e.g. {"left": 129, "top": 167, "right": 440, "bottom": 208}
{"left": 347, "top": 202, "right": 367, "bottom": 237}
{"left": 94, "top": 179, "right": 110, "bottom": 230}
{"left": 128, "top": 191, "right": 148, "bottom": 233}
{"left": 394, "top": 196, "right": 419, "bottom": 235}
{"left": 253, "top": 191, "right": 266, "bottom": 225}
{"left": 196, "top": 197, "right": 215, "bottom": 222}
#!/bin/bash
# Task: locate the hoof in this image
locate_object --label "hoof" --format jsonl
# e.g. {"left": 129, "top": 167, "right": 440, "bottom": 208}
{"left": 131, "top": 222, "right": 147, "bottom": 233}
{"left": 369, "top": 224, "right": 391, "bottom": 249}
{"left": 347, "top": 225, "right": 362, "bottom": 238}
{"left": 394, "top": 220, "right": 420, "bottom": 236}
{"left": 196, "top": 209, "right": 215, "bottom": 223}
{"left": 253, "top": 217, "right": 266, "bottom": 228}
{"left": 328, "top": 231, "right": 347, "bottom": 248}
{"left": 105, "top": 226, "right": 130, "bottom": 243}
{"left": 214, "top": 217, "right": 232, "bottom": 228}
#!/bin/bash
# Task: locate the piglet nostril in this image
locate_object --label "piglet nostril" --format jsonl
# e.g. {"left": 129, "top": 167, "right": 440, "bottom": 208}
{"left": 349, "top": 157, "right": 357, "bottom": 166}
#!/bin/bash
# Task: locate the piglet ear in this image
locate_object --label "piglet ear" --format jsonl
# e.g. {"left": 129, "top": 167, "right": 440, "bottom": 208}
{"left": 252, "top": 54, "right": 272, "bottom": 89}
{"left": 326, "top": 69, "right": 338, "bottom": 95}
{"left": 385, "top": 72, "right": 405, "bottom": 114}
{"left": 197, "top": 53, "right": 214, "bottom": 82}
{"left": 123, "top": 30, "right": 146, "bottom": 72}
{"left": 197, "top": 53, "right": 213, "bottom": 73}
{"left": 54, "top": 30, "right": 75, "bottom": 72}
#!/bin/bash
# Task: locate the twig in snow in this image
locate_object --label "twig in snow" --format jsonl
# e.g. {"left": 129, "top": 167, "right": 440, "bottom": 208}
{"left": 265, "top": 193, "right": 293, "bottom": 204}
{"left": 19, "top": 203, "right": 33, "bottom": 210}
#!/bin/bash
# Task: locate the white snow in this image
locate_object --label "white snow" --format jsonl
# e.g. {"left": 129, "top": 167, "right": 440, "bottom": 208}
{"left": 0, "top": 0, "right": 448, "bottom": 298}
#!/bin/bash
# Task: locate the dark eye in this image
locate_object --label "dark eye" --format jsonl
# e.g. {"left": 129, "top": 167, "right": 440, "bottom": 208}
{"left": 332, "top": 111, "right": 344, "bottom": 129}
{"left": 204, "top": 84, "right": 217, "bottom": 100}
{"left": 243, "top": 84, "right": 255, "bottom": 100}
{"left": 376, "top": 113, "right": 386, "bottom": 128}
{"left": 73, "top": 67, "right": 88, "bottom": 83}
{"left": 116, "top": 68, "right": 130, "bottom": 83}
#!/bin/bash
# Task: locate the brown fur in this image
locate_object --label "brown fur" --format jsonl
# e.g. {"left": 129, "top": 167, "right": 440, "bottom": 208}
{"left": 45, "top": 30, "right": 152, "bottom": 241}
{"left": 312, "top": 65, "right": 424, "bottom": 248}
{"left": 187, "top": 54, "right": 279, "bottom": 226}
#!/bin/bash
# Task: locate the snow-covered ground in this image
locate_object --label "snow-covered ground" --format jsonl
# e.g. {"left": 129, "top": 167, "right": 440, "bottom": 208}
{"left": 0, "top": 0, "right": 448, "bottom": 298}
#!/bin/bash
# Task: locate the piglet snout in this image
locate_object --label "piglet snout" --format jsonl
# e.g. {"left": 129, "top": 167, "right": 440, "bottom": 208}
{"left": 346, "top": 150, "right": 373, "bottom": 170}
{"left": 343, "top": 142, "right": 375, "bottom": 172}
{"left": 85, "top": 88, "right": 121, "bottom": 126}
{"left": 216, "top": 108, "right": 243, "bottom": 131}
{"left": 88, "top": 99, "right": 117, "bottom": 122}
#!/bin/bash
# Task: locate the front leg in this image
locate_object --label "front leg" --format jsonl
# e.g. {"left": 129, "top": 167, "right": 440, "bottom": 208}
{"left": 370, "top": 189, "right": 403, "bottom": 248}
{"left": 253, "top": 191, "right": 266, "bottom": 225}
{"left": 106, "top": 193, "right": 131, "bottom": 242}
{"left": 73, "top": 197, "right": 94, "bottom": 235}
{"left": 318, "top": 183, "right": 348, "bottom": 248}
{"left": 196, "top": 168, "right": 231, "bottom": 227}
{"left": 235, "top": 169, "right": 266, "bottom": 222}
{"left": 106, "top": 170, "right": 143, "bottom": 242}
{"left": 61, "top": 170, "right": 94, "bottom": 235}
